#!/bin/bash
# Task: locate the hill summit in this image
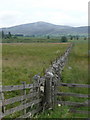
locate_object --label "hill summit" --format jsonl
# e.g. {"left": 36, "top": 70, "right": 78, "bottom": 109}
{"left": 2, "top": 21, "right": 88, "bottom": 36}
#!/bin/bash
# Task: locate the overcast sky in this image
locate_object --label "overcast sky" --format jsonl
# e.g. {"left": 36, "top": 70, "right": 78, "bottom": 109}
{"left": 0, "top": 0, "right": 89, "bottom": 28}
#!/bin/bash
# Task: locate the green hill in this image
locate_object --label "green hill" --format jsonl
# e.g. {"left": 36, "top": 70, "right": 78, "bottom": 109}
{"left": 1, "top": 21, "right": 88, "bottom": 36}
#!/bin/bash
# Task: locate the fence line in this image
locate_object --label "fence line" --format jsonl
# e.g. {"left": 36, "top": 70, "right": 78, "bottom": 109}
{"left": 1, "top": 42, "right": 89, "bottom": 118}
{"left": 1, "top": 43, "right": 81, "bottom": 119}
{"left": 57, "top": 82, "right": 89, "bottom": 115}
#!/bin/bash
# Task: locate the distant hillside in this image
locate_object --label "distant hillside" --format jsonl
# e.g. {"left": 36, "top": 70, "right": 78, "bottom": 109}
{"left": 1, "top": 21, "right": 88, "bottom": 36}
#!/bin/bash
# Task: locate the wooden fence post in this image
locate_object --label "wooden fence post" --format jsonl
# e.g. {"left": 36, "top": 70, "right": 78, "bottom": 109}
{"left": 1, "top": 92, "right": 5, "bottom": 114}
{"left": 43, "top": 74, "right": 53, "bottom": 110}
{"left": 52, "top": 79, "right": 55, "bottom": 108}
{"left": 34, "top": 75, "right": 40, "bottom": 106}
{"left": 33, "top": 75, "right": 41, "bottom": 110}
{"left": 22, "top": 82, "right": 26, "bottom": 115}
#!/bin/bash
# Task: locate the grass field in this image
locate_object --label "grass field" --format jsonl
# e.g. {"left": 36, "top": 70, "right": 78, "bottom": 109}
{"left": 37, "top": 39, "right": 89, "bottom": 118}
{"left": 2, "top": 39, "right": 89, "bottom": 118}
{"left": 2, "top": 43, "right": 69, "bottom": 85}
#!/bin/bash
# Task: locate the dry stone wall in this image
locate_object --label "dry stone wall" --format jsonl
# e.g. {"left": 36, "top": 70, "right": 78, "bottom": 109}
{"left": 33, "top": 43, "right": 73, "bottom": 110}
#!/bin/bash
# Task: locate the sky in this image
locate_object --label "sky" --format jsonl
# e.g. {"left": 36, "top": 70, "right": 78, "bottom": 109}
{"left": 0, "top": 0, "right": 89, "bottom": 28}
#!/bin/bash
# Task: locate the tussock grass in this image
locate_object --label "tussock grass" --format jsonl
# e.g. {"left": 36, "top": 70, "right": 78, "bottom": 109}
{"left": 2, "top": 43, "right": 68, "bottom": 85}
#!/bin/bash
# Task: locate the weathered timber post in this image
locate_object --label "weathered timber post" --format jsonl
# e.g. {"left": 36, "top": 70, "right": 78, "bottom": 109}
{"left": 33, "top": 74, "right": 40, "bottom": 97}
{"left": 22, "top": 81, "right": 26, "bottom": 114}
{"left": 43, "top": 72, "right": 53, "bottom": 110}
{"left": 1, "top": 92, "right": 5, "bottom": 114}
{"left": 53, "top": 76, "right": 59, "bottom": 106}
{"left": 33, "top": 75, "right": 41, "bottom": 109}
{"left": 35, "top": 75, "right": 41, "bottom": 107}
{"left": 52, "top": 77, "right": 56, "bottom": 108}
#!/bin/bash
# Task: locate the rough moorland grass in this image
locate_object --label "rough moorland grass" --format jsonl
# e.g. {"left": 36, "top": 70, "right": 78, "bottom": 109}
{"left": 2, "top": 43, "right": 69, "bottom": 85}
{"left": 37, "top": 40, "right": 88, "bottom": 118}
{"left": 60, "top": 40, "right": 88, "bottom": 118}
{"left": 2, "top": 43, "right": 69, "bottom": 118}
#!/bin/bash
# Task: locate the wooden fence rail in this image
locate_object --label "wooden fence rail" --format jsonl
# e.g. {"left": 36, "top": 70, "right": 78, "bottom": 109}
{"left": 0, "top": 99, "right": 41, "bottom": 118}
{"left": 59, "top": 82, "right": 90, "bottom": 88}
{"left": 0, "top": 92, "right": 38, "bottom": 106}
{"left": 0, "top": 84, "right": 35, "bottom": 92}
{"left": 57, "top": 82, "right": 89, "bottom": 115}
{"left": 0, "top": 79, "right": 43, "bottom": 119}
{"left": 69, "top": 109, "right": 90, "bottom": 114}
{"left": 16, "top": 107, "right": 42, "bottom": 119}
{"left": 57, "top": 92, "right": 89, "bottom": 98}
{"left": 57, "top": 101, "right": 88, "bottom": 107}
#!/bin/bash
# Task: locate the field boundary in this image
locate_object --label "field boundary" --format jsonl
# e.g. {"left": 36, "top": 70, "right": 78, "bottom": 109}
{"left": 0, "top": 43, "right": 74, "bottom": 119}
